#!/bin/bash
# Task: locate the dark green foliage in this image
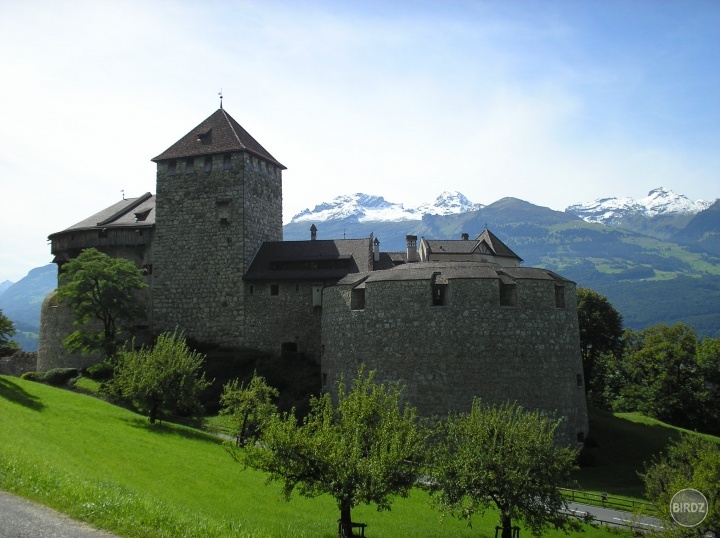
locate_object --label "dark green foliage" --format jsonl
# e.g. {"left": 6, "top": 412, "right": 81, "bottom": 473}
{"left": 238, "top": 367, "right": 427, "bottom": 537}
{"left": 40, "top": 368, "right": 80, "bottom": 386}
{"left": 56, "top": 249, "right": 146, "bottom": 359}
{"left": 105, "top": 330, "right": 211, "bottom": 424}
{"left": 641, "top": 436, "right": 719, "bottom": 536}
{"left": 594, "top": 323, "right": 720, "bottom": 435}
{"left": 427, "top": 400, "right": 583, "bottom": 538}
{"left": 0, "top": 308, "right": 18, "bottom": 356}
{"left": 84, "top": 360, "right": 115, "bottom": 381}
{"left": 19, "top": 369, "right": 80, "bottom": 386}
{"left": 576, "top": 287, "right": 624, "bottom": 406}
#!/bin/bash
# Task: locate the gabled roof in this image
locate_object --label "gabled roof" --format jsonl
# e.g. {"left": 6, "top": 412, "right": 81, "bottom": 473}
{"left": 475, "top": 228, "right": 522, "bottom": 261}
{"left": 151, "top": 108, "right": 285, "bottom": 168}
{"left": 421, "top": 228, "right": 523, "bottom": 262}
{"left": 49, "top": 193, "right": 155, "bottom": 237}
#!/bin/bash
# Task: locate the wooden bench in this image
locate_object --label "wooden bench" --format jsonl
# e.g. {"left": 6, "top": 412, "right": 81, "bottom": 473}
{"left": 338, "top": 520, "right": 367, "bottom": 537}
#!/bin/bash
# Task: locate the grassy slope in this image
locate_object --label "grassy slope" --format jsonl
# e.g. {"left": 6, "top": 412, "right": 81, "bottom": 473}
{"left": 573, "top": 408, "right": 720, "bottom": 498}
{"left": 0, "top": 376, "right": 619, "bottom": 538}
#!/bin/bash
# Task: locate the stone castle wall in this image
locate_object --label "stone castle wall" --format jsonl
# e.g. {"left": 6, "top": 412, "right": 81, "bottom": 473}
{"left": 243, "top": 280, "right": 325, "bottom": 360}
{"left": 0, "top": 351, "right": 38, "bottom": 376}
{"left": 151, "top": 153, "right": 282, "bottom": 347}
{"left": 321, "top": 275, "right": 589, "bottom": 445}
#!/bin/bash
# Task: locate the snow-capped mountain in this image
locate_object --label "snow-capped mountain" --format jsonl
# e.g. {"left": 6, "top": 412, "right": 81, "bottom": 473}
{"left": 566, "top": 187, "right": 715, "bottom": 225}
{"left": 290, "top": 191, "right": 482, "bottom": 223}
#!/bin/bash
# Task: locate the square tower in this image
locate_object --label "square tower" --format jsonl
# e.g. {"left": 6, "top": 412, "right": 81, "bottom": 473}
{"left": 151, "top": 108, "right": 285, "bottom": 346}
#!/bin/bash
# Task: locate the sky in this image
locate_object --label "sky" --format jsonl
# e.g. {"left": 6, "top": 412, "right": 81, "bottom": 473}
{"left": 0, "top": 0, "right": 718, "bottom": 283}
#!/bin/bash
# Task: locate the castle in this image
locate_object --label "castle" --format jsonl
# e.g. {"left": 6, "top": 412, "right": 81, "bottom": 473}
{"left": 39, "top": 107, "right": 588, "bottom": 444}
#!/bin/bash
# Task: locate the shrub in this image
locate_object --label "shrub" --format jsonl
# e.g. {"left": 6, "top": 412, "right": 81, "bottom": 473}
{"left": 40, "top": 368, "right": 80, "bottom": 386}
{"left": 20, "top": 371, "right": 39, "bottom": 381}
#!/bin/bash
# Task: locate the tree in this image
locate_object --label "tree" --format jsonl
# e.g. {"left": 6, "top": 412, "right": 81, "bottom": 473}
{"left": 219, "top": 372, "right": 278, "bottom": 446}
{"left": 618, "top": 323, "right": 703, "bottom": 429}
{"left": 697, "top": 337, "right": 720, "bottom": 434}
{"left": 427, "top": 400, "right": 584, "bottom": 538}
{"left": 56, "top": 248, "right": 146, "bottom": 359}
{"left": 576, "top": 287, "right": 624, "bottom": 404}
{"left": 0, "top": 309, "right": 18, "bottom": 356}
{"left": 237, "top": 367, "right": 427, "bottom": 537}
{"left": 641, "top": 435, "right": 719, "bottom": 536}
{"left": 105, "top": 330, "right": 211, "bottom": 424}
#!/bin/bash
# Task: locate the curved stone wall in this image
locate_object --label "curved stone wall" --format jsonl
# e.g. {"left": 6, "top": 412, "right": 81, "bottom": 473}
{"left": 37, "top": 290, "right": 102, "bottom": 371}
{"left": 320, "top": 262, "right": 589, "bottom": 445}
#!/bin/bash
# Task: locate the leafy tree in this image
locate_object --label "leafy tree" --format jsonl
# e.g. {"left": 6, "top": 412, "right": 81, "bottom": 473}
{"left": 641, "top": 435, "right": 719, "bottom": 536}
{"left": 618, "top": 323, "right": 704, "bottom": 429}
{"left": 576, "top": 287, "right": 624, "bottom": 404}
{"left": 105, "top": 330, "right": 211, "bottom": 424}
{"left": 220, "top": 372, "right": 278, "bottom": 446}
{"left": 56, "top": 248, "right": 146, "bottom": 359}
{"left": 237, "top": 367, "right": 427, "bottom": 537}
{"left": 0, "top": 309, "right": 18, "bottom": 356}
{"left": 697, "top": 337, "right": 720, "bottom": 434}
{"left": 427, "top": 400, "right": 584, "bottom": 538}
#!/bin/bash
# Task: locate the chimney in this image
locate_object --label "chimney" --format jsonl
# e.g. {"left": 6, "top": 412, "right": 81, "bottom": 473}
{"left": 406, "top": 235, "right": 417, "bottom": 263}
{"left": 373, "top": 237, "right": 380, "bottom": 262}
{"left": 310, "top": 224, "right": 317, "bottom": 241}
{"left": 461, "top": 233, "right": 469, "bottom": 241}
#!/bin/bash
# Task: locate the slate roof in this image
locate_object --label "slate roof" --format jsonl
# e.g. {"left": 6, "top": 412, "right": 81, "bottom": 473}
{"left": 49, "top": 193, "right": 155, "bottom": 237}
{"left": 421, "top": 228, "right": 523, "bottom": 262}
{"left": 152, "top": 108, "right": 286, "bottom": 169}
{"left": 334, "top": 261, "right": 571, "bottom": 286}
{"left": 245, "top": 238, "right": 395, "bottom": 281}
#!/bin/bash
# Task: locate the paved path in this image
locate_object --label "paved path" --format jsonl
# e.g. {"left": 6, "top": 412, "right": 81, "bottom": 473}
{"left": 0, "top": 491, "right": 119, "bottom": 538}
{"left": 566, "top": 501, "right": 664, "bottom": 532}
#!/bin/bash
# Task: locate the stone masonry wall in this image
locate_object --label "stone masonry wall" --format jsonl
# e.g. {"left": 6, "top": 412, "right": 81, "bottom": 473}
{"left": 0, "top": 351, "right": 38, "bottom": 376}
{"left": 152, "top": 153, "right": 282, "bottom": 347}
{"left": 244, "top": 280, "right": 325, "bottom": 360}
{"left": 321, "top": 276, "right": 589, "bottom": 445}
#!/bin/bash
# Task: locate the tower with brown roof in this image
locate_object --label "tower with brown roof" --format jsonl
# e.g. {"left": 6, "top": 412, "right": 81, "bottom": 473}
{"left": 150, "top": 108, "right": 286, "bottom": 346}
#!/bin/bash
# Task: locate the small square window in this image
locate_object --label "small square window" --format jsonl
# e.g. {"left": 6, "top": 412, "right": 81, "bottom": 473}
{"left": 204, "top": 156, "right": 212, "bottom": 172}
{"left": 167, "top": 160, "right": 176, "bottom": 176}
{"left": 555, "top": 285, "right": 566, "bottom": 309}
{"left": 185, "top": 157, "right": 194, "bottom": 174}
{"left": 271, "top": 284, "right": 279, "bottom": 296}
{"left": 223, "top": 153, "right": 232, "bottom": 170}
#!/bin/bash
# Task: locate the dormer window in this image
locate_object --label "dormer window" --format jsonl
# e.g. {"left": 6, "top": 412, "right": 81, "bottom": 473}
{"left": 196, "top": 129, "right": 212, "bottom": 145}
{"left": 134, "top": 209, "right": 151, "bottom": 222}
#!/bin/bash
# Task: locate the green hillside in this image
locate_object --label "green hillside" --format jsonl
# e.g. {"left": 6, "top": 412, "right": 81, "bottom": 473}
{"left": 1, "top": 375, "right": 623, "bottom": 538}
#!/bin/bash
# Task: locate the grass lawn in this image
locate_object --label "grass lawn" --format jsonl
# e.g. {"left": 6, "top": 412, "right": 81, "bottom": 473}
{"left": 572, "top": 408, "right": 720, "bottom": 499}
{"left": 0, "top": 375, "right": 620, "bottom": 538}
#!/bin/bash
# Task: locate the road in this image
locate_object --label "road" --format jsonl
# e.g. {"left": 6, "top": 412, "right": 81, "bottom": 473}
{"left": 566, "top": 501, "right": 664, "bottom": 532}
{"left": 0, "top": 491, "right": 118, "bottom": 538}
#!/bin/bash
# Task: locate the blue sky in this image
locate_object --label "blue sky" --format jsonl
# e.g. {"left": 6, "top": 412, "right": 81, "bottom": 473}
{"left": 0, "top": 0, "right": 718, "bottom": 282}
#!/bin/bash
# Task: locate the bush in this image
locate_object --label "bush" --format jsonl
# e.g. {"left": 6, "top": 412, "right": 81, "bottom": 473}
{"left": 20, "top": 371, "right": 39, "bottom": 381}
{"left": 85, "top": 360, "right": 114, "bottom": 380}
{"left": 40, "top": 368, "right": 80, "bottom": 386}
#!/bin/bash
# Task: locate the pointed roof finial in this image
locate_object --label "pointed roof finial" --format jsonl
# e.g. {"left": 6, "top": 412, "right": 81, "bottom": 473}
{"left": 219, "top": 89, "right": 223, "bottom": 109}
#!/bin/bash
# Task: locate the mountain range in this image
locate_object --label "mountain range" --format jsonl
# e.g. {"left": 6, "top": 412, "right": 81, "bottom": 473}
{"left": 3, "top": 187, "right": 719, "bottom": 352}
